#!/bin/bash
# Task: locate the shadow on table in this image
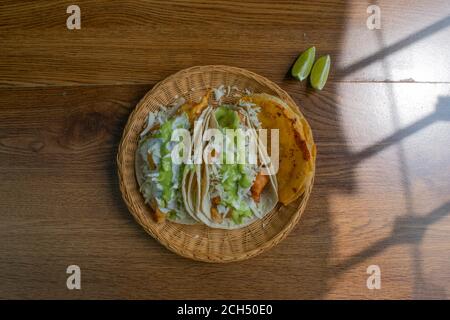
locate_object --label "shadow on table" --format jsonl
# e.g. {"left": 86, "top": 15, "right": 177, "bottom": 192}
{"left": 331, "top": 95, "right": 450, "bottom": 298}
{"left": 330, "top": 3, "right": 450, "bottom": 298}
{"left": 280, "top": 10, "right": 450, "bottom": 297}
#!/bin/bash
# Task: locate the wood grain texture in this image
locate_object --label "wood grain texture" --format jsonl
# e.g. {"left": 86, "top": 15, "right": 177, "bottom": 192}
{"left": 0, "top": 0, "right": 449, "bottom": 87}
{"left": 0, "top": 0, "right": 450, "bottom": 299}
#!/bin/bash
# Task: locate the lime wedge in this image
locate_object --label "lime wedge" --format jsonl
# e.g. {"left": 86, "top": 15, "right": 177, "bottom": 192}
{"left": 310, "top": 55, "right": 330, "bottom": 90}
{"left": 291, "top": 46, "right": 316, "bottom": 81}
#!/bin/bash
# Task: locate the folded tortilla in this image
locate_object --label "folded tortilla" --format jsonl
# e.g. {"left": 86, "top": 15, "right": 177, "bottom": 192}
{"left": 241, "top": 93, "right": 316, "bottom": 205}
{"left": 135, "top": 93, "right": 212, "bottom": 225}
{"left": 188, "top": 105, "right": 279, "bottom": 229}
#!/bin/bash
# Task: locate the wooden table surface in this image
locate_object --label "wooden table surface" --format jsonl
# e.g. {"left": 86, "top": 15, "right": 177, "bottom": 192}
{"left": 1, "top": 0, "right": 449, "bottom": 299}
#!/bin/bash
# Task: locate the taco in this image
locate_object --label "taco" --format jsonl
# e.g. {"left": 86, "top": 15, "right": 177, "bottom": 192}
{"left": 136, "top": 92, "right": 212, "bottom": 224}
{"left": 190, "top": 103, "right": 279, "bottom": 229}
{"left": 240, "top": 93, "right": 316, "bottom": 205}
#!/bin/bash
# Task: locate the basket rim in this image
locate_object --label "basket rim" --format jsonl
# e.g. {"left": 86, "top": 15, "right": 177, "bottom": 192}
{"left": 117, "top": 65, "right": 315, "bottom": 263}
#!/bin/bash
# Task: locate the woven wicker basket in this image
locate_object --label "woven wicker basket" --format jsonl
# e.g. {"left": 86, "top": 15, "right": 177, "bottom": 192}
{"left": 117, "top": 65, "right": 315, "bottom": 262}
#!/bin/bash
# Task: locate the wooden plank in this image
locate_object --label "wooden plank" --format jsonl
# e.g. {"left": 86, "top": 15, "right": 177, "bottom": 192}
{"left": 0, "top": 0, "right": 449, "bottom": 87}
{"left": 0, "top": 82, "right": 449, "bottom": 298}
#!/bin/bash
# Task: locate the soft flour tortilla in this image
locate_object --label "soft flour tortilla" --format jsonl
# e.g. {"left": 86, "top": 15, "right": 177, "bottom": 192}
{"left": 241, "top": 93, "right": 316, "bottom": 205}
{"left": 135, "top": 104, "right": 213, "bottom": 225}
{"left": 192, "top": 107, "right": 279, "bottom": 229}
{"left": 181, "top": 106, "right": 214, "bottom": 222}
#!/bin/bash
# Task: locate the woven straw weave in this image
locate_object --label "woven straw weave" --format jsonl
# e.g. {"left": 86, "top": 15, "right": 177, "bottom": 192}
{"left": 117, "top": 65, "right": 315, "bottom": 262}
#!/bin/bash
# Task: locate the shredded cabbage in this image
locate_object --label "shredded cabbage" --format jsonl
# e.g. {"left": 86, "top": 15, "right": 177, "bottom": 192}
{"left": 138, "top": 112, "right": 190, "bottom": 218}
{"left": 208, "top": 105, "right": 263, "bottom": 224}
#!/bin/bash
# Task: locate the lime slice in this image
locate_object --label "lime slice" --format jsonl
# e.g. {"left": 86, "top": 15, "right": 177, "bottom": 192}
{"left": 291, "top": 46, "right": 316, "bottom": 81}
{"left": 310, "top": 55, "right": 330, "bottom": 90}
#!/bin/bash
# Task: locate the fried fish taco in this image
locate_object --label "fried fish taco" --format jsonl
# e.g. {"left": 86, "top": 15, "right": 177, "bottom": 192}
{"left": 136, "top": 92, "right": 212, "bottom": 224}
{"left": 192, "top": 103, "right": 279, "bottom": 229}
